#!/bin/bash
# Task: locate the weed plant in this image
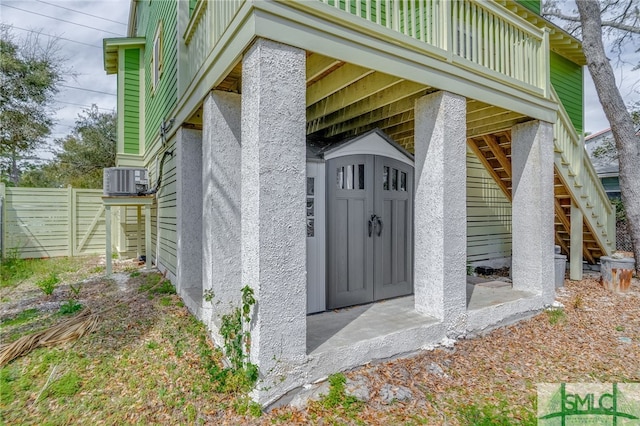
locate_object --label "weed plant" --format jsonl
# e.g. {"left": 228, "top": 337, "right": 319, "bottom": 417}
{"left": 36, "top": 273, "right": 60, "bottom": 296}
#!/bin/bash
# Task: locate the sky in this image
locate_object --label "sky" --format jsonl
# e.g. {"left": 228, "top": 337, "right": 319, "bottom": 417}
{"left": 1, "top": 0, "right": 130, "bottom": 161}
{"left": 0, "top": 0, "right": 638, "bottom": 162}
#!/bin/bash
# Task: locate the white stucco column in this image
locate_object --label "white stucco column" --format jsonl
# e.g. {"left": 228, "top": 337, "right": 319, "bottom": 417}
{"left": 202, "top": 90, "right": 242, "bottom": 330}
{"left": 511, "top": 120, "right": 554, "bottom": 300}
{"left": 241, "top": 39, "right": 307, "bottom": 400}
{"left": 176, "top": 127, "right": 203, "bottom": 294}
{"left": 414, "top": 91, "right": 467, "bottom": 329}
{"left": 570, "top": 202, "right": 583, "bottom": 280}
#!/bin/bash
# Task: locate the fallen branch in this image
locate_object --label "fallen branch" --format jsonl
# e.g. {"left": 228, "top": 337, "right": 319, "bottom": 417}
{"left": 0, "top": 271, "right": 170, "bottom": 367}
{"left": 0, "top": 310, "right": 99, "bottom": 367}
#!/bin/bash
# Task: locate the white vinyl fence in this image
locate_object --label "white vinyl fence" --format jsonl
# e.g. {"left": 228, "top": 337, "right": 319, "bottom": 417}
{"left": 0, "top": 183, "right": 107, "bottom": 259}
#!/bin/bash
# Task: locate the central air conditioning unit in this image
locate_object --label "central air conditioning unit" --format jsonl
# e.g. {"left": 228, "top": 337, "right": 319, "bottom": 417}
{"left": 103, "top": 167, "right": 149, "bottom": 196}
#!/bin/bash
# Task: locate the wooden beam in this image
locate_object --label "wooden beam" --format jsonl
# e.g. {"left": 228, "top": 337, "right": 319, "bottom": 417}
{"left": 307, "top": 73, "right": 403, "bottom": 122}
{"left": 467, "top": 139, "right": 512, "bottom": 200}
{"left": 467, "top": 116, "right": 526, "bottom": 139}
{"left": 307, "top": 63, "right": 373, "bottom": 106}
{"left": 383, "top": 121, "right": 415, "bottom": 139}
{"left": 482, "top": 134, "right": 512, "bottom": 178}
{"left": 468, "top": 111, "right": 526, "bottom": 130}
{"left": 467, "top": 105, "right": 509, "bottom": 123}
{"left": 308, "top": 81, "right": 427, "bottom": 134}
{"left": 306, "top": 53, "right": 342, "bottom": 83}
{"left": 344, "top": 110, "right": 415, "bottom": 139}
{"left": 324, "top": 95, "right": 420, "bottom": 137}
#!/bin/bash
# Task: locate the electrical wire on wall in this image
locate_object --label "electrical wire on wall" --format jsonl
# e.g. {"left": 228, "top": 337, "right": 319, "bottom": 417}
{"left": 142, "top": 117, "right": 176, "bottom": 268}
{"left": 139, "top": 118, "right": 175, "bottom": 196}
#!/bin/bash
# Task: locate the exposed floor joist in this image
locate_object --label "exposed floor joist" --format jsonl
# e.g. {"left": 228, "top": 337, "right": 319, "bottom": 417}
{"left": 205, "top": 51, "right": 606, "bottom": 264}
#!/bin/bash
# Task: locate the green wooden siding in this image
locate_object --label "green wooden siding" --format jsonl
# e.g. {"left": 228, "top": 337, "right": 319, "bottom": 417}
{"left": 550, "top": 52, "right": 583, "bottom": 133}
{"left": 123, "top": 48, "right": 140, "bottom": 154}
{"left": 138, "top": 0, "right": 178, "bottom": 152}
{"left": 515, "top": 0, "right": 541, "bottom": 14}
{"left": 466, "top": 152, "right": 512, "bottom": 263}
{"left": 149, "top": 138, "right": 178, "bottom": 276}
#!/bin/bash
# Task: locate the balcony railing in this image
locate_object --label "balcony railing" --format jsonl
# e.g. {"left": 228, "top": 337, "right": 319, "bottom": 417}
{"left": 182, "top": 0, "right": 549, "bottom": 98}
{"left": 317, "top": 0, "right": 549, "bottom": 94}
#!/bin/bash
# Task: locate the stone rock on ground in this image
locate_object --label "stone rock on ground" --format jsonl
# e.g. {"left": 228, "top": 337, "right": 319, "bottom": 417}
{"left": 427, "top": 362, "right": 446, "bottom": 377}
{"left": 345, "top": 375, "right": 371, "bottom": 402}
{"left": 380, "top": 384, "right": 412, "bottom": 404}
{"left": 289, "top": 381, "right": 330, "bottom": 410}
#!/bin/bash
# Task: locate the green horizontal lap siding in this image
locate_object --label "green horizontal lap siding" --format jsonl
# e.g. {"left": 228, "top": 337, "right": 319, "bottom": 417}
{"left": 139, "top": 0, "right": 178, "bottom": 152}
{"left": 551, "top": 52, "right": 583, "bottom": 133}
{"left": 120, "top": 206, "right": 147, "bottom": 256}
{"left": 514, "top": 0, "right": 541, "bottom": 14}
{"left": 466, "top": 152, "right": 512, "bottom": 262}
{"left": 123, "top": 48, "right": 140, "bottom": 155}
{"left": 148, "top": 139, "right": 178, "bottom": 276}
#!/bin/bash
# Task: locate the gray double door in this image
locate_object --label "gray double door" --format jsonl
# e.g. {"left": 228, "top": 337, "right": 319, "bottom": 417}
{"left": 327, "top": 154, "right": 413, "bottom": 309}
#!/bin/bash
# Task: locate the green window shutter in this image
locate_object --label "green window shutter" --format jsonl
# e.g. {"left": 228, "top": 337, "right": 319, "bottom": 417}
{"left": 123, "top": 48, "right": 140, "bottom": 154}
{"left": 550, "top": 52, "right": 583, "bottom": 134}
{"left": 514, "top": 0, "right": 541, "bottom": 14}
{"left": 189, "top": 0, "right": 198, "bottom": 17}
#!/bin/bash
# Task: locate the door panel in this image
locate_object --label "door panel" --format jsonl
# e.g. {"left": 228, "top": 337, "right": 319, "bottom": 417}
{"left": 327, "top": 154, "right": 413, "bottom": 309}
{"left": 374, "top": 157, "right": 413, "bottom": 300}
{"left": 327, "top": 155, "right": 374, "bottom": 309}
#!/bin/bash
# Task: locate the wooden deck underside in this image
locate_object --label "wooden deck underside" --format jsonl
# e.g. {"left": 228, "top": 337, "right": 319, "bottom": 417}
{"left": 197, "top": 52, "right": 606, "bottom": 263}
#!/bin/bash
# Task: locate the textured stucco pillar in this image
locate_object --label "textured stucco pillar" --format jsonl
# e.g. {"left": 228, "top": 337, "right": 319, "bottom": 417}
{"left": 241, "top": 39, "right": 307, "bottom": 401}
{"left": 202, "top": 90, "right": 242, "bottom": 329}
{"left": 176, "top": 127, "right": 203, "bottom": 293}
{"left": 414, "top": 91, "right": 467, "bottom": 329}
{"left": 570, "top": 202, "right": 583, "bottom": 280}
{"left": 511, "top": 120, "right": 554, "bottom": 300}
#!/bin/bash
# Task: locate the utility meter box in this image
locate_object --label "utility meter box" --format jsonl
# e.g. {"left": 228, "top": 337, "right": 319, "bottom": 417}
{"left": 103, "top": 167, "right": 149, "bottom": 196}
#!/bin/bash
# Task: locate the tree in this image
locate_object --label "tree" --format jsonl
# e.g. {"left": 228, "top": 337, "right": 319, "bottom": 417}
{"left": 0, "top": 25, "right": 64, "bottom": 186}
{"left": 48, "top": 106, "right": 117, "bottom": 188}
{"left": 545, "top": 0, "right": 640, "bottom": 272}
{"left": 544, "top": 0, "right": 640, "bottom": 62}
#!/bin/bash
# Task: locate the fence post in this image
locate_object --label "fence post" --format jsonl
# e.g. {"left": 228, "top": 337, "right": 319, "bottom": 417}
{"left": 0, "top": 182, "right": 5, "bottom": 258}
{"left": 67, "top": 185, "right": 74, "bottom": 257}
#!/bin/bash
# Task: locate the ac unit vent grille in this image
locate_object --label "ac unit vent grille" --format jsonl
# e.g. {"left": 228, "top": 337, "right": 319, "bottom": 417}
{"left": 103, "top": 167, "right": 149, "bottom": 196}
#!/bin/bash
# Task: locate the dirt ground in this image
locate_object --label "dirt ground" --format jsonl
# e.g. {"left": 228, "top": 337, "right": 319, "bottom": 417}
{"left": 1, "top": 256, "right": 638, "bottom": 425}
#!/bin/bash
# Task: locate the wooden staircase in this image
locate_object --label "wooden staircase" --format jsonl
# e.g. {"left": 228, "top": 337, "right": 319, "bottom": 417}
{"left": 466, "top": 92, "right": 615, "bottom": 264}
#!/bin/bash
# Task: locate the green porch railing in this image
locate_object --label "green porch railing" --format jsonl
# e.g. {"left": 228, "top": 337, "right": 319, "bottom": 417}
{"left": 317, "top": 0, "right": 549, "bottom": 94}
{"left": 182, "top": 0, "right": 549, "bottom": 97}
{"left": 552, "top": 87, "right": 615, "bottom": 255}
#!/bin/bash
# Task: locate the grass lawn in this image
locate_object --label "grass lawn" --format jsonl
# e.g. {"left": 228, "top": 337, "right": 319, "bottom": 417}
{"left": 1, "top": 255, "right": 638, "bottom": 425}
